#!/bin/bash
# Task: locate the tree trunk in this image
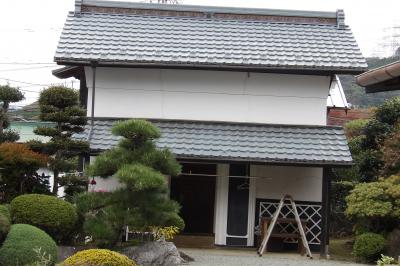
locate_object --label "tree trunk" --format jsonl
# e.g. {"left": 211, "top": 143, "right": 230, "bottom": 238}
{"left": 0, "top": 101, "right": 9, "bottom": 134}
{"left": 53, "top": 170, "right": 59, "bottom": 195}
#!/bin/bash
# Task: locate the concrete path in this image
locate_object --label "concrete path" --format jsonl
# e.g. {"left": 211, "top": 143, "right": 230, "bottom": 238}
{"left": 180, "top": 248, "right": 367, "bottom": 266}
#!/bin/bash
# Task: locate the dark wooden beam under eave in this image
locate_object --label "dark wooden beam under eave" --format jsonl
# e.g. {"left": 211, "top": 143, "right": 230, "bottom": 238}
{"left": 52, "top": 66, "right": 88, "bottom": 108}
{"left": 320, "top": 167, "right": 333, "bottom": 258}
{"left": 365, "top": 77, "right": 400, "bottom": 93}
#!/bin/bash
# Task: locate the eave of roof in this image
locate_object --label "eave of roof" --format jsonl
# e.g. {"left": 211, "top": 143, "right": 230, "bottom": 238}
{"left": 355, "top": 60, "right": 400, "bottom": 93}
{"left": 52, "top": 66, "right": 81, "bottom": 79}
{"left": 54, "top": 60, "right": 367, "bottom": 75}
{"left": 75, "top": 118, "right": 353, "bottom": 167}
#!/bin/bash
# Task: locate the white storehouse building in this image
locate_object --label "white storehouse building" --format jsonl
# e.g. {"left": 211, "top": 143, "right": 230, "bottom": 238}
{"left": 53, "top": 0, "right": 367, "bottom": 256}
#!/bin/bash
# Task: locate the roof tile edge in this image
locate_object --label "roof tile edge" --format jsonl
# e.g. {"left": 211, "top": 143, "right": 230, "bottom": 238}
{"left": 75, "top": 0, "right": 340, "bottom": 25}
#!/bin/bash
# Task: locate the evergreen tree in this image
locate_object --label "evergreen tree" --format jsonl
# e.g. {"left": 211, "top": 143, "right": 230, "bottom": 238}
{"left": 0, "top": 84, "right": 24, "bottom": 143}
{"left": 76, "top": 119, "right": 184, "bottom": 247}
{"left": 30, "top": 86, "right": 89, "bottom": 195}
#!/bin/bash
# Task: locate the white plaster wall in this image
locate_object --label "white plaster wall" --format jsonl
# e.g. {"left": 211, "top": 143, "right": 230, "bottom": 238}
{"left": 88, "top": 156, "right": 122, "bottom": 192}
{"left": 85, "top": 67, "right": 330, "bottom": 125}
{"left": 252, "top": 165, "right": 323, "bottom": 202}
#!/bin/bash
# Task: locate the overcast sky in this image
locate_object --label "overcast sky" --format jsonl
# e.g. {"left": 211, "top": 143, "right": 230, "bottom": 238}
{"left": 0, "top": 0, "right": 399, "bottom": 105}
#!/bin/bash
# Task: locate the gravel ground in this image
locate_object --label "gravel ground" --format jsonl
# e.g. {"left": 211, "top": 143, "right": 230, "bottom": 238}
{"left": 180, "top": 248, "right": 367, "bottom": 266}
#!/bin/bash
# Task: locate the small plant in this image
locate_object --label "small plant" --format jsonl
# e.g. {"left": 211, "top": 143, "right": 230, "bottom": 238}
{"left": 152, "top": 226, "right": 180, "bottom": 240}
{"left": 62, "top": 249, "right": 136, "bottom": 266}
{"left": 29, "top": 247, "right": 54, "bottom": 266}
{"left": 353, "top": 233, "right": 386, "bottom": 262}
{"left": 377, "top": 254, "right": 395, "bottom": 266}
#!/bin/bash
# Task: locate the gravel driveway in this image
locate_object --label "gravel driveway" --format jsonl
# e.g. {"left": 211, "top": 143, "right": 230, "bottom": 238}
{"left": 180, "top": 248, "right": 367, "bottom": 266}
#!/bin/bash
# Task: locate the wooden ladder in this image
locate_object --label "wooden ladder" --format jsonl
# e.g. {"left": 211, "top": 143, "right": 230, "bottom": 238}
{"left": 257, "top": 194, "right": 313, "bottom": 259}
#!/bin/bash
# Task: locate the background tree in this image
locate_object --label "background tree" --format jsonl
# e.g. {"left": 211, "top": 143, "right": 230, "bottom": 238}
{"left": 346, "top": 175, "right": 400, "bottom": 234}
{"left": 0, "top": 85, "right": 24, "bottom": 143}
{"left": 331, "top": 97, "right": 400, "bottom": 236}
{"left": 0, "top": 143, "right": 48, "bottom": 202}
{"left": 30, "top": 86, "right": 88, "bottom": 195}
{"left": 76, "top": 120, "right": 184, "bottom": 247}
{"left": 382, "top": 126, "right": 400, "bottom": 176}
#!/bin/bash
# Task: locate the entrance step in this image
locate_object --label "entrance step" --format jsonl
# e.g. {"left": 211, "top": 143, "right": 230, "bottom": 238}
{"left": 173, "top": 235, "right": 215, "bottom": 248}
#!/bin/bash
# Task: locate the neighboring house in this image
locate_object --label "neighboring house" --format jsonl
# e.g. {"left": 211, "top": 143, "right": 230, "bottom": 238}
{"left": 356, "top": 60, "right": 400, "bottom": 93}
{"left": 53, "top": 0, "right": 367, "bottom": 255}
{"left": 9, "top": 121, "right": 57, "bottom": 194}
{"left": 9, "top": 121, "right": 52, "bottom": 143}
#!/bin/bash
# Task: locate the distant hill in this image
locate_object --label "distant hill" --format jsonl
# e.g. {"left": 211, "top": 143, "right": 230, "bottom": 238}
{"left": 10, "top": 101, "right": 40, "bottom": 121}
{"left": 340, "top": 56, "right": 400, "bottom": 108}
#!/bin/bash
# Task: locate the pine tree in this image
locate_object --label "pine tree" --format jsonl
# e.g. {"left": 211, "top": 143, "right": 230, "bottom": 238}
{"left": 76, "top": 119, "right": 184, "bottom": 247}
{"left": 30, "top": 86, "right": 89, "bottom": 195}
{"left": 0, "top": 84, "right": 24, "bottom": 143}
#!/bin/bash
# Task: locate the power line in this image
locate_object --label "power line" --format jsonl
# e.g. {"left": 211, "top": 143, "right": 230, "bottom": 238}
{"left": 0, "top": 62, "right": 56, "bottom": 65}
{"left": 0, "top": 65, "right": 57, "bottom": 72}
{"left": 0, "top": 77, "right": 50, "bottom": 86}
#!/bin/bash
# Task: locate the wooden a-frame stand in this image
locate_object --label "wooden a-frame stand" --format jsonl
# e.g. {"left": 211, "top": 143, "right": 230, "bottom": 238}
{"left": 257, "top": 194, "right": 313, "bottom": 259}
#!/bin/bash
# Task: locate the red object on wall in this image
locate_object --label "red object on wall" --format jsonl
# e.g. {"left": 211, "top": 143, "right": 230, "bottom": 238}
{"left": 89, "top": 177, "right": 97, "bottom": 185}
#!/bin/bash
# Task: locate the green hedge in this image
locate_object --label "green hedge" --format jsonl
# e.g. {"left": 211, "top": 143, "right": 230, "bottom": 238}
{"left": 353, "top": 232, "right": 386, "bottom": 262}
{"left": 11, "top": 194, "right": 77, "bottom": 243}
{"left": 0, "top": 224, "right": 57, "bottom": 266}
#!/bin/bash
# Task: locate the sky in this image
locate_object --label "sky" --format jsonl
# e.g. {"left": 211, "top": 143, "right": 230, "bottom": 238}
{"left": 0, "top": 0, "right": 399, "bottom": 106}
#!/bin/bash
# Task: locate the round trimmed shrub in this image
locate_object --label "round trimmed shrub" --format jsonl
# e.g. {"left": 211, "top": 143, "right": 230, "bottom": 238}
{"left": 11, "top": 194, "right": 77, "bottom": 242}
{"left": 63, "top": 249, "right": 136, "bottom": 266}
{"left": 353, "top": 232, "right": 386, "bottom": 262}
{"left": 0, "top": 224, "right": 57, "bottom": 266}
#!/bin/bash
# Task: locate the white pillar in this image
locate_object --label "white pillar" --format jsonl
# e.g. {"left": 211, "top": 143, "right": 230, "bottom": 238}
{"left": 214, "top": 163, "right": 229, "bottom": 245}
{"left": 247, "top": 168, "right": 256, "bottom": 246}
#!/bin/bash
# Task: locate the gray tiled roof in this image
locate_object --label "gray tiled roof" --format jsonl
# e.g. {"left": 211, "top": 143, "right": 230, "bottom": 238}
{"left": 55, "top": 1, "right": 367, "bottom": 72}
{"left": 76, "top": 119, "right": 352, "bottom": 166}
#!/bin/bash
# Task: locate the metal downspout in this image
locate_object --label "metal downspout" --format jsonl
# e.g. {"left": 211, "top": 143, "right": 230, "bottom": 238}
{"left": 88, "top": 63, "right": 96, "bottom": 142}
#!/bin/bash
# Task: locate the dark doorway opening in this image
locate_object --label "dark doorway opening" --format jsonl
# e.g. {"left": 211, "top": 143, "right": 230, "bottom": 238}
{"left": 170, "top": 163, "right": 216, "bottom": 235}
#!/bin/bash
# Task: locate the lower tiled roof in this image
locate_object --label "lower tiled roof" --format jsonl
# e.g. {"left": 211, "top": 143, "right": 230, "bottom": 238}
{"left": 76, "top": 119, "right": 352, "bottom": 166}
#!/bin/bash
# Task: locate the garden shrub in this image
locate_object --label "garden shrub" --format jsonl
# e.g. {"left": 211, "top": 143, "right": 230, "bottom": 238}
{"left": 0, "top": 204, "right": 11, "bottom": 221}
{"left": 11, "top": 194, "right": 77, "bottom": 243}
{"left": 0, "top": 224, "right": 57, "bottom": 266}
{"left": 0, "top": 213, "right": 10, "bottom": 243}
{"left": 62, "top": 249, "right": 136, "bottom": 266}
{"left": 0, "top": 204, "right": 11, "bottom": 242}
{"left": 353, "top": 233, "right": 386, "bottom": 262}
{"left": 344, "top": 119, "right": 369, "bottom": 139}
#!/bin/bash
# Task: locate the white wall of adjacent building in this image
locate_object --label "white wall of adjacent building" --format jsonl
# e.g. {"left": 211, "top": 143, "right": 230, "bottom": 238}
{"left": 85, "top": 67, "right": 330, "bottom": 126}
{"left": 252, "top": 165, "right": 323, "bottom": 202}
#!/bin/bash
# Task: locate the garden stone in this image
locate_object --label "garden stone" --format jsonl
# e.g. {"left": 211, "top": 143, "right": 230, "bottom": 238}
{"left": 122, "top": 240, "right": 184, "bottom": 266}
{"left": 387, "top": 228, "right": 400, "bottom": 258}
{"left": 58, "top": 246, "right": 86, "bottom": 262}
